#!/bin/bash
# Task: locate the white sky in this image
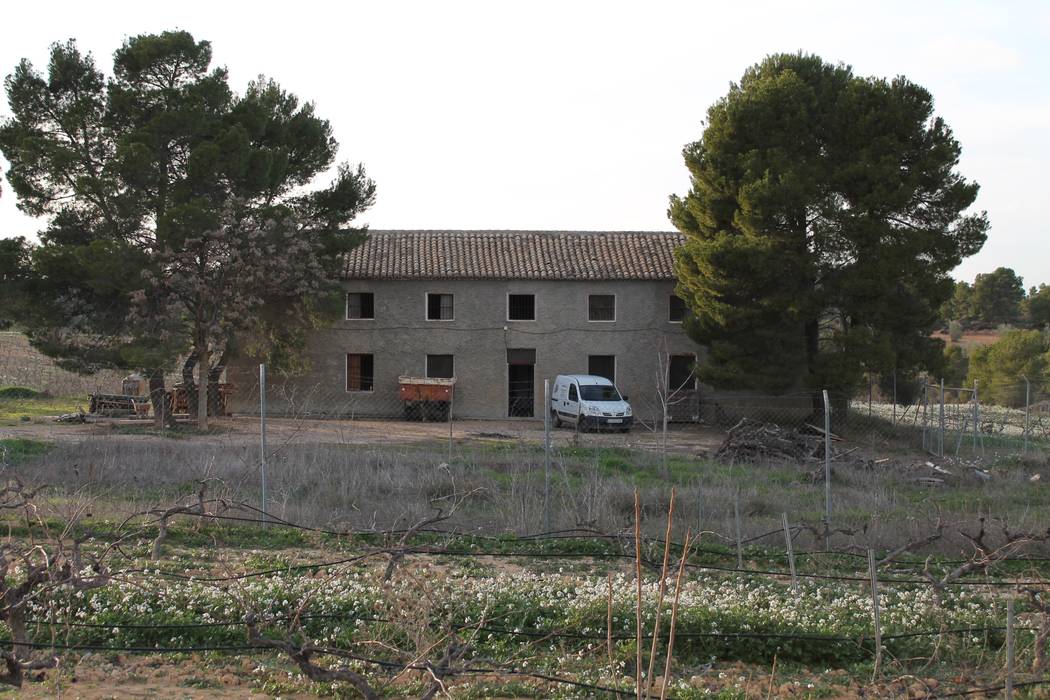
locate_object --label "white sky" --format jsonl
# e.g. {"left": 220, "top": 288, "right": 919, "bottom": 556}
{"left": 2, "top": 0, "right": 1048, "bottom": 286}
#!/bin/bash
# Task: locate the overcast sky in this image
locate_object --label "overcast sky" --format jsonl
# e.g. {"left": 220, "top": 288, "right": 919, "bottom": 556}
{"left": 2, "top": 0, "right": 1047, "bottom": 286}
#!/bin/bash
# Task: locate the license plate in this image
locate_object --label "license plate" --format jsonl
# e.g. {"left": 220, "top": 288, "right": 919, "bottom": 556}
{"left": 607, "top": 418, "right": 622, "bottom": 424}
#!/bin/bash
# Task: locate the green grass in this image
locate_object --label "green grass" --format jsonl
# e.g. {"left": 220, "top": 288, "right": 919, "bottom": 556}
{"left": 0, "top": 437, "right": 52, "bottom": 464}
{"left": 0, "top": 387, "right": 84, "bottom": 425}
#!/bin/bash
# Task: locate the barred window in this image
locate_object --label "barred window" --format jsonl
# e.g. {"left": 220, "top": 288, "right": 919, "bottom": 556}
{"left": 346, "top": 354, "right": 374, "bottom": 392}
{"left": 588, "top": 294, "right": 615, "bottom": 321}
{"left": 346, "top": 293, "right": 374, "bottom": 320}
{"left": 508, "top": 294, "right": 535, "bottom": 321}
{"left": 426, "top": 293, "right": 454, "bottom": 320}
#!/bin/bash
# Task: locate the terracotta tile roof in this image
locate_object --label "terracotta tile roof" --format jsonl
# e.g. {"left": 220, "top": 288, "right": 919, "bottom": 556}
{"left": 343, "top": 230, "right": 684, "bottom": 280}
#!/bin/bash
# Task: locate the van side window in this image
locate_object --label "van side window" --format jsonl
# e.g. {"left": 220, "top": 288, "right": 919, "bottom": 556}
{"left": 568, "top": 384, "right": 578, "bottom": 401}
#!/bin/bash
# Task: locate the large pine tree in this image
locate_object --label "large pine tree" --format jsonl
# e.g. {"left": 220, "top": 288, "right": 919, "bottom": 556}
{"left": 670, "top": 53, "right": 988, "bottom": 394}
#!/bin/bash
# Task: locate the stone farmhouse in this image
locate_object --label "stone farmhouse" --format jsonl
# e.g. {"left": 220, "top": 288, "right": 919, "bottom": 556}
{"left": 227, "top": 230, "right": 704, "bottom": 420}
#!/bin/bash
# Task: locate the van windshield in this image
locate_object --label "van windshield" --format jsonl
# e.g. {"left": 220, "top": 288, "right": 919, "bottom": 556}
{"left": 580, "top": 385, "right": 621, "bottom": 402}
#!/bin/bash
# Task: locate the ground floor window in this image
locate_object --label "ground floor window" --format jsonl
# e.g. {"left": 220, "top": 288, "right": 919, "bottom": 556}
{"left": 426, "top": 354, "right": 454, "bottom": 379}
{"left": 668, "top": 354, "right": 697, "bottom": 392}
{"left": 346, "top": 354, "right": 374, "bottom": 391}
{"left": 588, "top": 354, "right": 615, "bottom": 382}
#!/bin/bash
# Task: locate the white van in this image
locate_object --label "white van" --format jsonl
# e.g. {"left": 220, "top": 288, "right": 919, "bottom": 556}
{"left": 550, "top": 374, "right": 633, "bottom": 432}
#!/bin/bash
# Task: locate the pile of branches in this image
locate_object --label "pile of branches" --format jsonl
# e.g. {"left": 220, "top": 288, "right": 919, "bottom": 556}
{"left": 716, "top": 418, "right": 826, "bottom": 463}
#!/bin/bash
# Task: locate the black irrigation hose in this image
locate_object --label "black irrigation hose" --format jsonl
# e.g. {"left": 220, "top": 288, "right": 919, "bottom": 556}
{"left": 8, "top": 640, "right": 642, "bottom": 698}
{"left": 21, "top": 613, "right": 1038, "bottom": 645}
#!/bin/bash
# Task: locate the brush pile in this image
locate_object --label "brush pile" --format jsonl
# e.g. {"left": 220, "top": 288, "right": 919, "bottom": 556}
{"left": 716, "top": 418, "right": 826, "bottom": 463}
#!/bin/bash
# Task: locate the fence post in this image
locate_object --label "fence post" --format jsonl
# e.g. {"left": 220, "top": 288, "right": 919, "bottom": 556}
{"left": 1024, "top": 376, "right": 1031, "bottom": 454}
{"left": 892, "top": 370, "right": 897, "bottom": 427}
{"left": 543, "top": 378, "right": 551, "bottom": 533}
{"left": 448, "top": 383, "right": 455, "bottom": 465}
{"left": 823, "top": 389, "right": 831, "bottom": 548}
{"left": 939, "top": 378, "right": 946, "bottom": 459}
{"left": 782, "top": 512, "right": 798, "bottom": 591}
{"left": 696, "top": 480, "right": 702, "bottom": 536}
{"left": 259, "top": 363, "right": 268, "bottom": 527}
{"left": 867, "top": 548, "right": 882, "bottom": 679}
{"left": 972, "top": 379, "right": 978, "bottom": 455}
{"left": 734, "top": 490, "right": 743, "bottom": 570}
{"left": 922, "top": 379, "right": 928, "bottom": 452}
{"left": 1006, "top": 597, "right": 1015, "bottom": 699}
{"left": 868, "top": 373, "right": 873, "bottom": 417}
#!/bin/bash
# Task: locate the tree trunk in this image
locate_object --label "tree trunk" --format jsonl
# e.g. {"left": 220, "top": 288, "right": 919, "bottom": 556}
{"left": 207, "top": 346, "right": 228, "bottom": 418}
{"left": 197, "top": 344, "right": 209, "bottom": 430}
{"left": 148, "top": 370, "right": 171, "bottom": 428}
{"left": 182, "top": 354, "right": 198, "bottom": 420}
{"left": 7, "top": 608, "right": 27, "bottom": 661}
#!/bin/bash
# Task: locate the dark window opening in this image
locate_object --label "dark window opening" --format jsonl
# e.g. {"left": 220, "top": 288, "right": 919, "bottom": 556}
{"left": 581, "top": 384, "right": 622, "bottom": 402}
{"left": 427, "top": 293, "right": 454, "bottom": 320}
{"left": 346, "top": 354, "right": 374, "bottom": 391}
{"left": 588, "top": 355, "right": 615, "bottom": 382}
{"left": 426, "top": 354, "right": 454, "bottom": 379}
{"left": 568, "top": 384, "right": 579, "bottom": 402}
{"left": 347, "top": 293, "right": 374, "bottom": 320}
{"left": 588, "top": 294, "right": 615, "bottom": 321}
{"left": 668, "top": 355, "right": 696, "bottom": 392}
{"left": 508, "top": 294, "right": 535, "bottom": 321}
{"left": 669, "top": 295, "right": 687, "bottom": 323}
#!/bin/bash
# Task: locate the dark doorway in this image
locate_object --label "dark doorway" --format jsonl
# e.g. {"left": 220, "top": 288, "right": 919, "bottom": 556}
{"left": 507, "top": 348, "right": 535, "bottom": 417}
{"left": 588, "top": 355, "right": 615, "bottom": 382}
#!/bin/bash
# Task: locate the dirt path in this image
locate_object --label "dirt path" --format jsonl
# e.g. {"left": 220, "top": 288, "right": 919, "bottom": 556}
{"left": 2, "top": 414, "right": 724, "bottom": 456}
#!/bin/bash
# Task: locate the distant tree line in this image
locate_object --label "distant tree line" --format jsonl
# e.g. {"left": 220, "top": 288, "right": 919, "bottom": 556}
{"left": 941, "top": 267, "right": 1050, "bottom": 331}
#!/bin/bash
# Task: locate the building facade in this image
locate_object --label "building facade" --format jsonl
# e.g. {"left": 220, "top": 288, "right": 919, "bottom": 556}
{"left": 226, "top": 230, "right": 704, "bottom": 420}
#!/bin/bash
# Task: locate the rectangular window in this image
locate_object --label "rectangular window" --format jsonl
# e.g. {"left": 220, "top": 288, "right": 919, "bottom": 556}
{"left": 669, "top": 295, "right": 687, "bottom": 323}
{"left": 668, "top": 354, "right": 696, "bottom": 391}
{"left": 588, "top": 294, "right": 615, "bottom": 321}
{"left": 346, "top": 353, "right": 374, "bottom": 392}
{"left": 346, "top": 292, "right": 374, "bottom": 320}
{"left": 588, "top": 355, "right": 616, "bottom": 382}
{"left": 426, "top": 354, "right": 454, "bottom": 379}
{"left": 426, "top": 293, "right": 454, "bottom": 320}
{"left": 507, "top": 294, "right": 535, "bottom": 321}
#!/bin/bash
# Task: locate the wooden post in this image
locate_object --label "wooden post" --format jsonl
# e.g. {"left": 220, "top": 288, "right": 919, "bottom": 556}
{"left": 734, "top": 490, "right": 743, "bottom": 570}
{"left": 634, "top": 489, "right": 643, "bottom": 700}
{"left": 607, "top": 571, "right": 614, "bottom": 670}
{"left": 823, "top": 389, "right": 831, "bottom": 549}
{"left": 1006, "top": 597, "right": 1015, "bottom": 700}
{"left": 660, "top": 528, "right": 691, "bottom": 700}
{"left": 644, "top": 489, "right": 675, "bottom": 700}
{"left": 782, "top": 513, "right": 797, "bottom": 591}
{"left": 867, "top": 549, "right": 882, "bottom": 678}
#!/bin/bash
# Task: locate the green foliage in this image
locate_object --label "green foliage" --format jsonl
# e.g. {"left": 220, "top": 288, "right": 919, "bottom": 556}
{"left": 948, "top": 320, "right": 964, "bottom": 342}
{"left": 0, "top": 386, "right": 43, "bottom": 399}
{"left": 967, "top": 329, "right": 1050, "bottom": 407}
{"left": 0, "top": 437, "right": 51, "bottom": 464}
{"left": 0, "top": 31, "right": 375, "bottom": 388}
{"left": 0, "top": 236, "right": 29, "bottom": 328}
{"left": 671, "top": 53, "right": 986, "bottom": 394}
{"left": 970, "top": 267, "right": 1025, "bottom": 326}
{"left": 1028, "top": 284, "right": 1050, "bottom": 328}
{"left": 942, "top": 345, "right": 969, "bottom": 386}
{"left": 940, "top": 281, "right": 973, "bottom": 325}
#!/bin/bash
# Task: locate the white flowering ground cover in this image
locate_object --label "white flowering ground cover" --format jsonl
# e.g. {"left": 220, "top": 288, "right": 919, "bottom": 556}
{"left": 15, "top": 562, "right": 1004, "bottom": 671}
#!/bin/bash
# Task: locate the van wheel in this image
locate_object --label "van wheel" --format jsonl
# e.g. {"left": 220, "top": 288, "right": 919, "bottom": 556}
{"left": 551, "top": 409, "right": 562, "bottom": 428}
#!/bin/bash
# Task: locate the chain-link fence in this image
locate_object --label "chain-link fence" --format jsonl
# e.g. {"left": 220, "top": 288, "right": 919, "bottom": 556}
{"left": 843, "top": 372, "right": 1050, "bottom": 460}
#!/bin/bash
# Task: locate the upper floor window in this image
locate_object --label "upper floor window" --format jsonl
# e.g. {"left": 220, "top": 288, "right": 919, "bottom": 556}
{"left": 346, "top": 292, "right": 374, "bottom": 320}
{"left": 426, "top": 293, "right": 454, "bottom": 321}
{"left": 508, "top": 294, "right": 535, "bottom": 321}
{"left": 588, "top": 294, "right": 616, "bottom": 322}
{"left": 669, "top": 295, "right": 687, "bottom": 323}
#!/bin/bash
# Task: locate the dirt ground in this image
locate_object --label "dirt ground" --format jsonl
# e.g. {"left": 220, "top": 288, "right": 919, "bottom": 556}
{"left": 1, "top": 413, "right": 725, "bottom": 456}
